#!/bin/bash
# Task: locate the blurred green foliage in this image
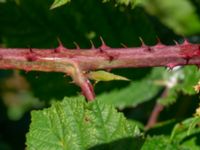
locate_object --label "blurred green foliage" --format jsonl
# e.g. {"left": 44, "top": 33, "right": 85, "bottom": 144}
{"left": 141, "top": 0, "right": 200, "bottom": 35}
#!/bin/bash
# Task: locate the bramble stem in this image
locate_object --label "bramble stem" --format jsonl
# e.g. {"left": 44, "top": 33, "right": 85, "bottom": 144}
{"left": 0, "top": 40, "right": 200, "bottom": 100}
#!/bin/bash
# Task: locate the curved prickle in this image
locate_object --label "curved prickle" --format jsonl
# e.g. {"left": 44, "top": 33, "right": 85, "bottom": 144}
{"left": 99, "top": 36, "right": 110, "bottom": 52}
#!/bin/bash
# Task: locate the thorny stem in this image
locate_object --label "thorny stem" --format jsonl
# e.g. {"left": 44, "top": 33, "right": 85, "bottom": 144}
{"left": 0, "top": 39, "right": 200, "bottom": 101}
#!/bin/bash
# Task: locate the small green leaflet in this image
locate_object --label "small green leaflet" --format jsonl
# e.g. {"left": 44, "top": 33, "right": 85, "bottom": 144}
{"left": 50, "top": 0, "right": 70, "bottom": 9}
{"left": 87, "top": 70, "right": 130, "bottom": 83}
{"left": 141, "top": 136, "right": 180, "bottom": 150}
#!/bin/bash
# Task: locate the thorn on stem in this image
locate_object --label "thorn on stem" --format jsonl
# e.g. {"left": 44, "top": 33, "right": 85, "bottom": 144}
{"left": 166, "top": 63, "right": 177, "bottom": 71}
{"left": 120, "top": 43, "right": 128, "bottom": 48}
{"left": 139, "top": 37, "right": 146, "bottom": 47}
{"left": 73, "top": 42, "right": 80, "bottom": 50}
{"left": 155, "top": 37, "right": 165, "bottom": 48}
{"left": 182, "top": 38, "right": 190, "bottom": 45}
{"left": 54, "top": 38, "right": 66, "bottom": 53}
{"left": 139, "top": 37, "right": 153, "bottom": 52}
{"left": 99, "top": 36, "right": 110, "bottom": 52}
{"left": 173, "top": 40, "right": 179, "bottom": 46}
{"left": 90, "top": 40, "right": 95, "bottom": 49}
{"left": 57, "top": 38, "right": 64, "bottom": 47}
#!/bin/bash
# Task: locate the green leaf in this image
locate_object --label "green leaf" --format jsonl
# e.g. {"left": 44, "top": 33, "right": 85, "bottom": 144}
{"left": 87, "top": 70, "right": 130, "bottom": 83}
{"left": 169, "top": 117, "right": 200, "bottom": 149}
{"left": 158, "top": 87, "right": 178, "bottom": 106}
{"left": 140, "top": 0, "right": 200, "bottom": 35}
{"left": 178, "top": 66, "right": 200, "bottom": 95}
{"left": 146, "top": 119, "right": 177, "bottom": 136}
{"left": 170, "top": 117, "right": 200, "bottom": 141}
{"left": 97, "top": 68, "right": 163, "bottom": 109}
{"left": 158, "top": 66, "right": 200, "bottom": 106}
{"left": 50, "top": 0, "right": 70, "bottom": 9}
{"left": 180, "top": 134, "right": 200, "bottom": 150}
{"left": 26, "top": 96, "right": 140, "bottom": 150}
{"left": 145, "top": 118, "right": 200, "bottom": 149}
{"left": 156, "top": 68, "right": 182, "bottom": 106}
{"left": 141, "top": 136, "right": 180, "bottom": 150}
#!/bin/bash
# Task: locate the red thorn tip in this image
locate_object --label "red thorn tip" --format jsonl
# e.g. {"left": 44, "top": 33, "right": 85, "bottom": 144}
{"left": 156, "top": 37, "right": 161, "bottom": 43}
{"left": 182, "top": 38, "right": 190, "bottom": 45}
{"left": 139, "top": 37, "right": 146, "bottom": 47}
{"left": 99, "top": 36, "right": 110, "bottom": 51}
{"left": 166, "top": 63, "right": 177, "bottom": 70}
{"left": 120, "top": 43, "right": 128, "bottom": 48}
{"left": 139, "top": 38, "right": 153, "bottom": 52}
{"left": 173, "top": 40, "right": 179, "bottom": 46}
{"left": 54, "top": 38, "right": 66, "bottom": 53}
{"left": 90, "top": 40, "right": 95, "bottom": 49}
{"left": 155, "top": 37, "right": 165, "bottom": 48}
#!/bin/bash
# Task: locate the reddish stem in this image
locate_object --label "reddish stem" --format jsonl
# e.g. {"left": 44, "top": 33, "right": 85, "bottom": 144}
{"left": 146, "top": 103, "right": 164, "bottom": 129}
{"left": 0, "top": 40, "right": 200, "bottom": 100}
{"left": 146, "top": 88, "right": 168, "bottom": 129}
